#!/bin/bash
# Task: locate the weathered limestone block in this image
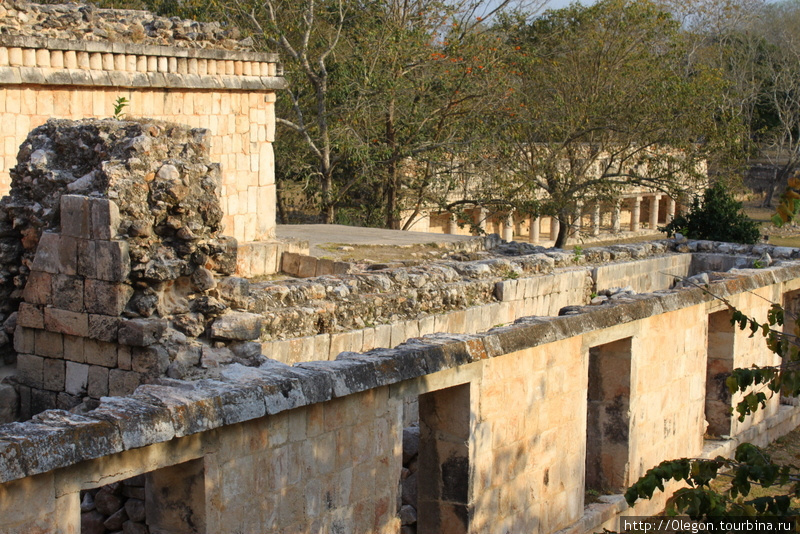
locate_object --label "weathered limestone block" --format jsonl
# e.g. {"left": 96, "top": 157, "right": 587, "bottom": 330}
{"left": 108, "top": 369, "right": 142, "bottom": 397}
{"left": 90, "top": 198, "right": 120, "bottom": 240}
{"left": 22, "top": 271, "right": 52, "bottom": 306}
{"left": 12, "top": 326, "right": 34, "bottom": 353}
{"left": 87, "top": 366, "right": 109, "bottom": 398}
{"left": 76, "top": 239, "right": 98, "bottom": 279}
{"left": 60, "top": 195, "right": 91, "bottom": 239}
{"left": 51, "top": 274, "right": 84, "bottom": 312}
{"left": 16, "top": 303, "right": 43, "bottom": 330}
{"left": 84, "top": 279, "right": 133, "bottom": 316}
{"left": 95, "top": 241, "right": 131, "bottom": 283}
{"left": 135, "top": 381, "right": 225, "bottom": 437}
{"left": 65, "top": 361, "right": 89, "bottom": 396}
{"left": 34, "top": 330, "right": 63, "bottom": 359}
{"left": 84, "top": 339, "right": 119, "bottom": 368}
{"left": 42, "top": 358, "right": 65, "bottom": 391}
{"left": 16, "top": 353, "right": 44, "bottom": 388}
{"left": 131, "top": 346, "right": 170, "bottom": 377}
{"left": 0, "top": 384, "right": 18, "bottom": 424}
{"left": 88, "top": 314, "right": 120, "bottom": 342}
{"left": 43, "top": 308, "right": 88, "bottom": 337}
{"left": 89, "top": 397, "right": 176, "bottom": 450}
{"left": 118, "top": 318, "right": 167, "bottom": 347}
{"left": 63, "top": 335, "right": 85, "bottom": 363}
{"left": 216, "top": 277, "right": 249, "bottom": 309}
{"left": 200, "top": 346, "right": 235, "bottom": 368}
{"left": 210, "top": 311, "right": 263, "bottom": 341}
{"left": 29, "top": 233, "right": 62, "bottom": 274}
{"left": 2, "top": 410, "right": 123, "bottom": 476}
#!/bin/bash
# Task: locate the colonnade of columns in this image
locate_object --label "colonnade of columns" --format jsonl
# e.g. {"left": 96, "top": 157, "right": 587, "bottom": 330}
{"left": 441, "top": 193, "right": 678, "bottom": 244}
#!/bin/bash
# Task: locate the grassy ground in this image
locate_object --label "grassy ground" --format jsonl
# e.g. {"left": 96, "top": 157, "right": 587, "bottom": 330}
{"left": 744, "top": 201, "right": 800, "bottom": 248}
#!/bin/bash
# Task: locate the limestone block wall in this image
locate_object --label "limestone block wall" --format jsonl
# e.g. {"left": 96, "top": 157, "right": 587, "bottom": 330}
{"left": 4, "top": 119, "right": 294, "bottom": 419}
{"left": 593, "top": 254, "right": 692, "bottom": 293}
{"left": 205, "top": 388, "right": 402, "bottom": 533}
{"left": 2, "top": 257, "right": 799, "bottom": 534}
{"left": 0, "top": 31, "right": 285, "bottom": 244}
{"left": 255, "top": 251, "right": 729, "bottom": 365}
{"left": 259, "top": 267, "right": 594, "bottom": 365}
{"left": 626, "top": 307, "right": 708, "bottom": 480}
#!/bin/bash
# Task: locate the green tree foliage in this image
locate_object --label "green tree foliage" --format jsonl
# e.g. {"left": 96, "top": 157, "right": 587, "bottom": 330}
{"left": 488, "top": 0, "right": 725, "bottom": 247}
{"left": 661, "top": 183, "right": 760, "bottom": 243}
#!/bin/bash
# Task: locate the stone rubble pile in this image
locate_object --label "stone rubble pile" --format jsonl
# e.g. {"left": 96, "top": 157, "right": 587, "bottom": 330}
{"left": 80, "top": 475, "right": 149, "bottom": 534}
{"left": 0, "top": 1, "right": 254, "bottom": 51}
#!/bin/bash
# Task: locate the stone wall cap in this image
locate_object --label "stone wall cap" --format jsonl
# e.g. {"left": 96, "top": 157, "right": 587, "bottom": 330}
{"left": 0, "top": 35, "right": 280, "bottom": 62}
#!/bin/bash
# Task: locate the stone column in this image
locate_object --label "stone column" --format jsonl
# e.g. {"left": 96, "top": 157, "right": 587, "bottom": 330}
{"left": 612, "top": 201, "right": 621, "bottom": 233}
{"left": 474, "top": 207, "right": 488, "bottom": 234}
{"left": 502, "top": 212, "right": 514, "bottom": 242}
{"left": 447, "top": 212, "right": 458, "bottom": 235}
{"left": 592, "top": 204, "right": 601, "bottom": 237}
{"left": 529, "top": 215, "right": 540, "bottom": 244}
{"left": 550, "top": 217, "right": 560, "bottom": 242}
{"left": 666, "top": 197, "right": 676, "bottom": 223}
{"left": 630, "top": 196, "right": 642, "bottom": 232}
{"left": 571, "top": 204, "right": 583, "bottom": 241}
{"left": 649, "top": 194, "right": 662, "bottom": 230}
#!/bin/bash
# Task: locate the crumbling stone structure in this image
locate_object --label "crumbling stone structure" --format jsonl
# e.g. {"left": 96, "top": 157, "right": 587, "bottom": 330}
{"left": 0, "top": 5, "right": 798, "bottom": 534}
{"left": 0, "top": 1, "right": 294, "bottom": 275}
{"left": 1, "top": 117, "right": 799, "bottom": 534}
{"left": 1, "top": 241, "right": 799, "bottom": 533}
{"left": 4, "top": 118, "right": 278, "bottom": 417}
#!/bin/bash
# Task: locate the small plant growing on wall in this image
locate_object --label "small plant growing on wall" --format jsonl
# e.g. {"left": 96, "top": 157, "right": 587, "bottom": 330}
{"left": 572, "top": 245, "right": 584, "bottom": 264}
{"left": 112, "top": 96, "right": 130, "bottom": 120}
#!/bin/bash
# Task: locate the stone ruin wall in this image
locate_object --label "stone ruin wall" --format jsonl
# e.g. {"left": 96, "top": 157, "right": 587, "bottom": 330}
{"left": 0, "top": 1, "right": 294, "bottom": 272}
{"left": 0, "top": 118, "right": 712, "bottom": 420}
{"left": 0, "top": 119, "right": 798, "bottom": 533}
{"left": 0, "top": 5, "right": 798, "bottom": 532}
{"left": 3, "top": 118, "right": 278, "bottom": 419}
{"left": 0, "top": 254, "right": 799, "bottom": 533}
{"left": 5, "top": 117, "right": 800, "bottom": 423}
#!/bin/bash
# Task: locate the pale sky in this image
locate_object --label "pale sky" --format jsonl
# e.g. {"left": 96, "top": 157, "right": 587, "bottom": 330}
{"left": 545, "top": 0, "right": 597, "bottom": 8}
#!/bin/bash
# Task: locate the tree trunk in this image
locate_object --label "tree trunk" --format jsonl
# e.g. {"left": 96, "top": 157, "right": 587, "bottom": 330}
{"left": 763, "top": 163, "right": 796, "bottom": 208}
{"left": 554, "top": 216, "right": 569, "bottom": 248}
{"left": 321, "top": 169, "right": 335, "bottom": 224}
{"left": 276, "top": 178, "right": 288, "bottom": 224}
{"left": 384, "top": 98, "right": 400, "bottom": 229}
{"left": 761, "top": 167, "right": 780, "bottom": 208}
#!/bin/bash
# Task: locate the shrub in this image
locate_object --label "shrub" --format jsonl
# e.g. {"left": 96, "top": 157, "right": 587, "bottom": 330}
{"left": 661, "top": 183, "right": 760, "bottom": 244}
